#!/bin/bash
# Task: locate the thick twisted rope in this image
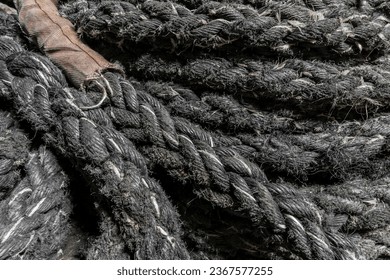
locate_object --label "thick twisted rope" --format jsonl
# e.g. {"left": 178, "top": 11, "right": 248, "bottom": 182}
{"left": 127, "top": 53, "right": 390, "bottom": 119}
{"left": 3, "top": 0, "right": 389, "bottom": 259}
{"left": 1, "top": 35, "right": 364, "bottom": 259}
{"left": 0, "top": 110, "right": 72, "bottom": 259}
{"left": 138, "top": 79, "right": 390, "bottom": 259}
{"left": 139, "top": 80, "right": 390, "bottom": 181}
{"left": 82, "top": 72, "right": 373, "bottom": 259}
{"left": 302, "top": 177, "right": 390, "bottom": 259}
{"left": 60, "top": 0, "right": 390, "bottom": 57}
{"left": 0, "top": 36, "right": 190, "bottom": 260}
{"left": 56, "top": 0, "right": 390, "bottom": 120}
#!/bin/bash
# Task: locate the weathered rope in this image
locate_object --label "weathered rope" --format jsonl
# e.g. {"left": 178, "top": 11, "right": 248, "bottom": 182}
{"left": 86, "top": 209, "right": 133, "bottom": 260}
{"left": 140, "top": 80, "right": 390, "bottom": 182}
{"left": 61, "top": 0, "right": 390, "bottom": 57}
{"left": 0, "top": 36, "right": 190, "bottom": 260}
{"left": 1, "top": 35, "right": 365, "bottom": 259}
{"left": 75, "top": 72, "right": 379, "bottom": 259}
{"left": 0, "top": 110, "right": 72, "bottom": 259}
{"left": 302, "top": 177, "right": 390, "bottom": 259}
{"left": 126, "top": 53, "right": 390, "bottom": 119}
{"left": 1, "top": 0, "right": 389, "bottom": 259}
{"left": 137, "top": 79, "right": 390, "bottom": 260}
{"left": 58, "top": 1, "right": 390, "bottom": 119}
{"left": 56, "top": 0, "right": 390, "bottom": 119}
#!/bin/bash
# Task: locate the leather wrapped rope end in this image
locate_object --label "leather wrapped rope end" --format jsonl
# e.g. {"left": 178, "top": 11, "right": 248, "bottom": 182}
{"left": 14, "top": 0, "right": 123, "bottom": 88}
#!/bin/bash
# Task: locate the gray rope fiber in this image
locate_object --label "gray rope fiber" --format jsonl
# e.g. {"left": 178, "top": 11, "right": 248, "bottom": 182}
{"left": 0, "top": 36, "right": 191, "bottom": 260}
{"left": 138, "top": 79, "right": 390, "bottom": 259}
{"left": 126, "top": 53, "right": 390, "bottom": 118}
{"left": 59, "top": 0, "right": 390, "bottom": 259}
{"left": 59, "top": 0, "right": 390, "bottom": 119}
{"left": 302, "top": 177, "right": 390, "bottom": 259}
{"left": 139, "top": 80, "right": 390, "bottom": 181}
{"left": 0, "top": 110, "right": 72, "bottom": 259}
{"left": 60, "top": 0, "right": 390, "bottom": 57}
{"left": 0, "top": 36, "right": 364, "bottom": 260}
{"left": 101, "top": 72, "right": 386, "bottom": 259}
{"left": 1, "top": 0, "right": 390, "bottom": 259}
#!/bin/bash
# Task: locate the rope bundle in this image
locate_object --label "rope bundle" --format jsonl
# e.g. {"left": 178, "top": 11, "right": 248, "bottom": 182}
{"left": 0, "top": 110, "right": 72, "bottom": 259}
{"left": 0, "top": 35, "right": 190, "bottom": 259}
{"left": 61, "top": 0, "right": 390, "bottom": 57}
{"left": 0, "top": 0, "right": 389, "bottom": 259}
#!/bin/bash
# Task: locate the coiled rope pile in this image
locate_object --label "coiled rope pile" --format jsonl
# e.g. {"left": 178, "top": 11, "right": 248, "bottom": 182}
{"left": 1, "top": 0, "right": 390, "bottom": 259}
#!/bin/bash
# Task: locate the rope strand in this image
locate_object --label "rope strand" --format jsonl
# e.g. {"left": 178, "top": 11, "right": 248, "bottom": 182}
{"left": 61, "top": 0, "right": 390, "bottom": 57}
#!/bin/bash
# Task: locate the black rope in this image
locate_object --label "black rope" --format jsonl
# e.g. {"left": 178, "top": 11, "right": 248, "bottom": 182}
{"left": 60, "top": 0, "right": 390, "bottom": 57}
{"left": 0, "top": 111, "right": 72, "bottom": 259}
{"left": 1, "top": 0, "right": 390, "bottom": 259}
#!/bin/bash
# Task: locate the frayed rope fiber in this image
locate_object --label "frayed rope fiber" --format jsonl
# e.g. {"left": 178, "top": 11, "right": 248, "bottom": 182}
{"left": 0, "top": 0, "right": 390, "bottom": 259}
{"left": 0, "top": 34, "right": 191, "bottom": 260}
{"left": 61, "top": 0, "right": 390, "bottom": 57}
{"left": 0, "top": 111, "right": 72, "bottom": 259}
